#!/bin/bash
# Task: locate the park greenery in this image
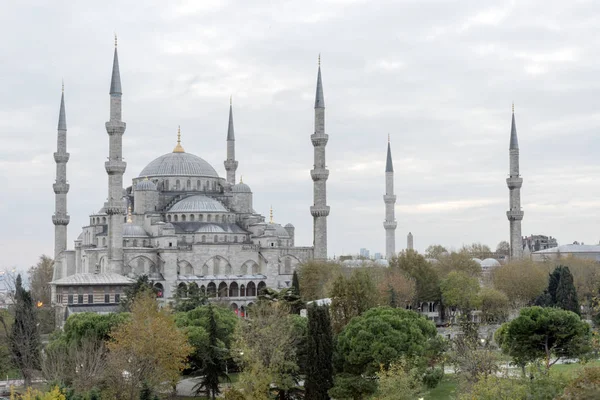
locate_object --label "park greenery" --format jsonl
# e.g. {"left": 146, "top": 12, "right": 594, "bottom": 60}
{"left": 5, "top": 248, "right": 600, "bottom": 399}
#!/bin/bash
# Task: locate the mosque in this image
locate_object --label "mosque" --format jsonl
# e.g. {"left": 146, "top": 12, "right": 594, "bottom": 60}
{"left": 50, "top": 40, "right": 330, "bottom": 320}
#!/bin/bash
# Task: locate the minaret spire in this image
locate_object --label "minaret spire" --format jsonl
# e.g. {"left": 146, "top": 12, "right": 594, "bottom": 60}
{"left": 383, "top": 137, "right": 397, "bottom": 259}
{"left": 53, "top": 84, "right": 70, "bottom": 260}
{"left": 310, "top": 55, "right": 330, "bottom": 260}
{"left": 506, "top": 103, "right": 524, "bottom": 259}
{"left": 224, "top": 97, "right": 238, "bottom": 184}
{"left": 105, "top": 38, "right": 127, "bottom": 273}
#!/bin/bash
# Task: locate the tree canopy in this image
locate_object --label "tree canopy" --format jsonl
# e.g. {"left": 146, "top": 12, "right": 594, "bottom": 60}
{"left": 492, "top": 259, "right": 547, "bottom": 309}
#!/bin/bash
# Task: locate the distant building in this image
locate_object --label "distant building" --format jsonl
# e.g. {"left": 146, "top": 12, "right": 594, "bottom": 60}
{"left": 359, "top": 248, "right": 370, "bottom": 259}
{"left": 373, "top": 253, "right": 382, "bottom": 260}
{"left": 523, "top": 235, "right": 558, "bottom": 252}
{"left": 532, "top": 244, "right": 600, "bottom": 262}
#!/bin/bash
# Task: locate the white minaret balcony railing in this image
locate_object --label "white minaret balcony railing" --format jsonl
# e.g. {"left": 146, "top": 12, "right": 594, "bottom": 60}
{"left": 310, "top": 169, "right": 330, "bottom": 181}
{"left": 506, "top": 210, "right": 524, "bottom": 221}
{"left": 310, "top": 205, "right": 330, "bottom": 217}
{"left": 383, "top": 194, "right": 396, "bottom": 204}
{"left": 53, "top": 182, "right": 70, "bottom": 194}
{"left": 383, "top": 221, "right": 397, "bottom": 229}
{"left": 53, "top": 152, "right": 70, "bottom": 163}
{"left": 310, "top": 134, "right": 329, "bottom": 147}
{"left": 506, "top": 177, "right": 523, "bottom": 189}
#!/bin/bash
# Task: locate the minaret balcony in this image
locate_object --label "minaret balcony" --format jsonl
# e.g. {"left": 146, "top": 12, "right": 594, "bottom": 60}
{"left": 506, "top": 177, "right": 523, "bottom": 189}
{"left": 224, "top": 160, "right": 238, "bottom": 170}
{"left": 310, "top": 169, "right": 330, "bottom": 181}
{"left": 311, "top": 134, "right": 329, "bottom": 147}
{"left": 383, "top": 221, "right": 397, "bottom": 229}
{"left": 105, "top": 205, "right": 126, "bottom": 215}
{"left": 105, "top": 161, "right": 127, "bottom": 175}
{"left": 310, "top": 205, "right": 330, "bottom": 217}
{"left": 383, "top": 194, "right": 396, "bottom": 204}
{"left": 53, "top": 152, "right": 70, "bottom": 163}
{"left": 506, "top": 210, "right": 524, "bottom": 221}
{"left": 105, "top": 121, "right": 126, "bottom": 135}
{"left": 52, "top": 214, "right": 70, "bottom": 225}
{"left": 53, "top": 182, "right": 70, "bottom": 194}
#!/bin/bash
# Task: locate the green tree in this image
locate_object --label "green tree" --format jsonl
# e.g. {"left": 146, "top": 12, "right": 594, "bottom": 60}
{"left": 440, "top": 271, "right": 481, "bottom": 323}
{"left": 120, "top": 275, "right": 156, "bottom": 311}
{"left": 297, "top": 261, "right": 342, "bottom": 301}
{"left": 0, "top": 309, "right": 13, "bottom": 377}
{"left": 61, "top": 312, "right": 129, "bottom": 344}
{"left": 305, "top": 304, "right": 333, "bottom": 400}
{"left": 496, "top": 306, "right": 591, "bottom": 371}
{"left": 28, "top": 255, "right": 54, "bottom": 307}
{"left": 559, "top": 365, "right": 600, "bottom": 399}
{"left": 329, "top": 269, "right": 378, "bottom": 333}
{"left": 9, "top": 274, "right": 41, "bottom": 387}
{"left": 173, "top": 282, "right": 208, "bottom": 312}
{"left": 424, "top": 244, "right": 448, "bottom": 260}
{"left": 370, "top": 361, "right": 424, "bottom": 400}
{"left": 556, "top": 266, "right": 580, "bottom": 315}
{"left": 292, "top": 270, "right": 300, "bottom": 295}
{"left": 496, "top": 240, "right": 510, "bottom": 257}
{"left": 492, "top": 260, "right": 547, "bottom": 309}
{"left": 461, "top": 243, "right": 494, "bottom": 260}
{"left": 194, "top": 304, "right": 229, "bottom": 399}
{"left": 479, "top": 287, "right": 510, "bottom": 324}
{"left": 435, "top": 251, "right": 481, "bottom": 278}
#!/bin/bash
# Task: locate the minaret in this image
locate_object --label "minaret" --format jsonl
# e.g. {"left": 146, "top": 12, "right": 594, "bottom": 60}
{"left": 224, "top": 96, "right": 238, "bottom": 184}
{"left": 407, "top": 232, "right": 414, "bottom": 251}
{"left": 310, "top": 55, "right": 330, "bottom": 260}
{"left": 105, "top": 36, "right": 127, "bottom": 273}
{"left": 506, "top": 103, "right": 524, "bottom": 259}
{"left": 383, "top": 136, "right": 397, "bottom": 259}
{"left": 52, "top": 83, "right": 70, "bottom": 260}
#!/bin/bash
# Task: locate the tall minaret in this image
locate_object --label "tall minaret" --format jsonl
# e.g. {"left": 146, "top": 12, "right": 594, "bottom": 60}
{"left": 384, "top": 136, "right": 397, "bottom": 259}
{"left": 105, "top": 36, "right": 127, "bottom": 273}
{"left": 506, "top": 103, "right": 524, "bottom": 259}
{"left": 310, "top": 55, "right": 330, "bottom": 260}
{"left": 52, "top": 83, "right": 70, "bottom": 260}
{"left": 224, "top": 96, "right": 238, "bottom": 184}
{"left": 407, "top": 232, "right": 414, "bottom": 251}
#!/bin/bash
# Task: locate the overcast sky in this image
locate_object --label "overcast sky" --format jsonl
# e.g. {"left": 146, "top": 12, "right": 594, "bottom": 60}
{"left": 2, "top": 0, "right": 600, "bottom": 271}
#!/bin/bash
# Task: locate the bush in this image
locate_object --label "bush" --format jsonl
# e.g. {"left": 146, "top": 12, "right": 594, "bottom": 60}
{"left": 423, "top": 367, "right": 444, "bottom": 389}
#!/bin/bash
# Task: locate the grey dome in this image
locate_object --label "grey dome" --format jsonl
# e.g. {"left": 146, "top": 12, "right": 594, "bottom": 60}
{"left": 232, "top": 182, "right": 252, "bottom": 193}
{"left": 139, "top": 152, "right": 219, "bottom": 178}
{"left": 284, "top": 223, "right": 294, "bottom": 228}
{"left": 136, "top": 179, "right": 157, "bottom": 191}
{"left": 481, "top": 258, "right": 500, "bottom": 268}
{"left": 123, "top": 224, "right": 148, "bottom": 237}
{"left": 169, "top": 195, "right": 228, "bottom": 213}
{"left": 265, "top": 223, "right": 290, "bottom": 238}
{"left": 195, "top": 224, "right": 226, "bottom": 233}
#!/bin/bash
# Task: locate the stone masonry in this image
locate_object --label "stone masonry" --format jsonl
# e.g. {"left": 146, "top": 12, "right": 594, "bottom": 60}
{"left": 384, "top": 139, "right": 397, "bottom": 259}
{"left": 506, "top": 105, "right": 524, "bottom": 259}
{"left": 52, "top": 86, "right": 70, "bottom": 260}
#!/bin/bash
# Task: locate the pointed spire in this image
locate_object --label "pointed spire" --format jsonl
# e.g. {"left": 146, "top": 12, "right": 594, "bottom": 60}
{"left": 58, "top": 84, "right": 67, "bottom": 131}
{"left": 227, "top": 97, "right": 235, "bottom": 141}
{"left": 385, "top": 139, "right": 394, "bottom": 173}
{"left": 173, "top": 125, "right": 185, "bottom": 153}
{"left": 510, "top": 103, "right": 519, "bottom": 150}
{"left": 110, "top": 36, "right": 122, "bottom": 95}
{"left": 315, "top": 55, "right": 325, "bottom": 109}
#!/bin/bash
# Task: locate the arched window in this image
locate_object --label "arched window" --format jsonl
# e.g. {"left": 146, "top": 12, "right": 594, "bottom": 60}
{"left": 184, "top": 264, "right": 193, "bottom": 275}
{"left": 230, "top": 303, "right": 239, "bottom": 315}
{"left": 257, "top": 281, "right": 267, "bottom": 295}
{"left": 240, "top": 284, "right": 246, "bottom": 297}
{"left": 174, "top": 215, "right": 178, "bottom": 222}
{"left": 165, "top": 180, "right": 169, "bottom": 190}
{"left": 213, "top": 258, "right": 220, "bottom": 275}
{"left": 234, "top": 236, "right": 238, "bottom": 243}
{"left": 284, "top": 258, "right": 292, "bottom": 274}
{"left": 240, "top": 264, "right": 248, "bottom": 275}
{"left": 176, "top": 180, "right": 180, "bottom": 190}
{"left": 207, "top": 282, "right": 217, "bottom": 297}
{"left": 177, "top": 282, "right": 188, "bottom": 298}
{"left": 102, "top": 217, "right": 107, "bottom": 224}
{"left": 182, "top": 214, "right": 187, "bottom": 222}
{"left": 187, "top": 180, "right": 191, "bottom": 190}
{"left": 224, "top": 236, "right": 228, "bottom": 243}
{"left": 197, "top": 180, "right": 201, "bottom": 190}
{"left": 202, "top": 235, "right": 206, "bottom": 243}
{"left": 132, "top": 239, "right": 138, "bottom": 247}
{"left": 207, "top": 215, "right": 211, "bottom": 222}
{"left": 200, "top": 285, "right": 206, "bottom": 296}
{"left": 188, "top": 282, "right": 199, "bottom": 297}
{"left": 252, "top": 263, "right": 259, "bottom": 274}
{"left": 229, "top": 282, "right": 239, "bottom": 297}
{"left": 154, "top": 283, "right": 164, "bottom": 298}
{"left": 202, "top": 265, "right": 208, "bottom": 275}
{"left": 224, "top": 263, "right": 232, "bottom": 275}
{"left": 190, "top": 214, "right": 195, "bottom": 222}
{"left": 218, "top": 282, "right": 228, "bottom": 298}
{"left": 168, "top": 214, "right": 172, "bottom": 222}
{"left": 199, "top": 214, "right": 204, "bottom": 222}
{"left": 103, "top": 238, "right": 106, "bottom": 246}
{"left": 246, "top": 281, "right": 256, "bottom": 297}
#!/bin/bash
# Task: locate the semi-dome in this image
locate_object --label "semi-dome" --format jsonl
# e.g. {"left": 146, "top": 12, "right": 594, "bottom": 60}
{"left": 265, "top": 223, "right": 290, "bottom": 238}
{"left": 138, "top": 152, "right": 219, "bottom": 178}
{"left": 195, "top": 224, "right": 226, "bottom": 233}
{"left": 232, "top": 182, "right": 252, "bottom": 193}
{"left": 136, "top": 179, "right": 157, "bottom": 191}
{"left": 123, "top": 224, "right": 149, "bottom": 237}
{"left": 284, "top": 223, "right": 294, "bottom": 228}
{"left": 169, "top": 195, "right": 228, "bottom": 213}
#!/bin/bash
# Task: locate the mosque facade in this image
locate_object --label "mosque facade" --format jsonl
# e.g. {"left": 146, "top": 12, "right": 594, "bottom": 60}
{"left": 50, "top": 42, "right": 328, "bottom": 320}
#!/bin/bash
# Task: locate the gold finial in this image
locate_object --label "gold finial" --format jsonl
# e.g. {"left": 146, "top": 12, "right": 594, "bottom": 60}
{"left": 318, "top": 53, "right": 321, "bottom": 67}
{"left": 173, "top": 125, "right": 185, "bottom": 153}
{"left": 114, "top": 33, "right": 118, "bottom": 48}
{"left": 240, "top": 175, "right": 243, "bottom": 184}
{"left": 144, "top": 176, "right": 149, "bottom": 181}
{"left": 127, "top": 206, "right": 132, "bottom": 223}
{"left": 388, "top": 133, "right": 390, "bottom": 143}
{"left": 269, "top": 205, "right": 273, "bottom": 224}
{"left": 512, "top": 102, "right": 514, "bottom": 114}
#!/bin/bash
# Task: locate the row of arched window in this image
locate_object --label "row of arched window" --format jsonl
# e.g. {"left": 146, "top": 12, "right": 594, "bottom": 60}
{"left": 175, "top": 281, "right": 266, "bottom": 298}
{"left": 162, "top": 179, "right": 219, "bottom": 192}
{"left": 166, "top": 213, "right": 235, "bottom": 223}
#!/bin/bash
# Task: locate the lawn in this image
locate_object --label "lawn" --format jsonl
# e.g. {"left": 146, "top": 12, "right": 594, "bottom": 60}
{"left": 425, "top": 376, "right": 458, "bottom": 400}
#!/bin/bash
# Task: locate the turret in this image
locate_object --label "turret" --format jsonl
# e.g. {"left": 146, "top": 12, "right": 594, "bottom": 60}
{"left": 52, "top": 83, "right": 70, "bottom": 259}
{"left": 105, "top": 36, "right": 127, "bottom": 273}
{"left": 310, "top": 55, "right": 330, "bottom": 260}
{"left": 506, "top": 104, "right": 524, "bottom": 259}
{"left": 383, "top": 136, "right": 397, "bottom": 259}
{"left": 407, "top": 232, "right": 414, "bottom": 251}
{"left": 224, "top": 97, "right": 238, "bottom": 184}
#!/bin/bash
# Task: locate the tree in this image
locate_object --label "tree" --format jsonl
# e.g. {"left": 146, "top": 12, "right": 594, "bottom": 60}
{"left": 496, "top": 306, "right": 591, "bottom": 371}
{"left": 440, "top": 271, "right": 481, "bottom": 323}
{"left": 425, "top": 244, "right": 448, "bottom": 260}
{"left": 173, "top": 282, "right": 208, "bottom": 312}
{"left": 329, "top": 269, "right": 378, "bottom": 334}
{"left": 392, "top": 250, "right": 441, "bottom": 305}
{"left": 0, "top": 309, "right": 13, "bottom": 377}
{"left": 106, "top": 292, "right": 192, "bottom": 399}
{"left": 535, "top": 266, "right": 580, "bottom": 315}
{"left": 119, "top": 275, "right": 156, "bottom": 311}
{"left": 8, "top": 274, "right": 41, "bottom": 387}
{"left": 372, "top": 266, "right": 416, "bottom": 308}
{"left": 478, "top": 287, "right": 509, "bottom": 324}
{"left": 297, "top": 261, "right": 341, "bottom": 301}
{"left": 371, "top": 361, "right": 424, "bottom": 400}
{"left": 28, "top": 255, "right": 54, "bottom": 307}
{"left": 492, "top": 259, "right": 547, "bottom": 309}
{"left": 305, "top": 304, "right": 333, "bottom": 400}
{"left": 461, "top": 243, "right": 494, "bottom": 260}
{"left": 62, "top": 312, "right": 129, "bottom": 344}
{"left": 234, "top": 302, "right": 306, "bottom": 400}
{"left": 194, "top": 304, "right": 229, "bottom": 399}
{"left": 435, "top": 251, "right": 482, "bottom": 278}
{"left": 559, "top": 365, "right": 600, "bottom": 399}
{"left": 496, "top": 241, "right": 510, "bottom": 257}
{"left": 291, "top": 270, "right": 300, "bottom": 296}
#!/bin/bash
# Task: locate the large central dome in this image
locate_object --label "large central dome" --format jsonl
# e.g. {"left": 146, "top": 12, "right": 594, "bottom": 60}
{"left": 138, "top": 152, "right": 219, "bottom": 178}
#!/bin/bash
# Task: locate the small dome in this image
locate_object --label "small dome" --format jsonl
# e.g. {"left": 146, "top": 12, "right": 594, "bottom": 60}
{"left": 136, "top": 180, "right": 157, "bottom": 191}
{"left": 139, "top": 152, "right": 219, "bottom": 178}
{"left": 285, "top": 223, "right": 295, "bottom": 228}
{"left": 169, "top": 195, "right": 228, "bottom": 213}
{"left": 123, "top": 224, "right": 148, "bottom": 237}
{"left": 232, "top": 182, "right": 252, "bottom": 193}
{"left": 195, "top": 224, "right": 226, "bottom": 233}
{"left": 481, "top": 258, "right": 501, "bottom": 268}
{"left": 472, "top": 258, "right": 483, "bottom": 265}
{"left": 266, "top": 223, "right": 290, "bottom": 238}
